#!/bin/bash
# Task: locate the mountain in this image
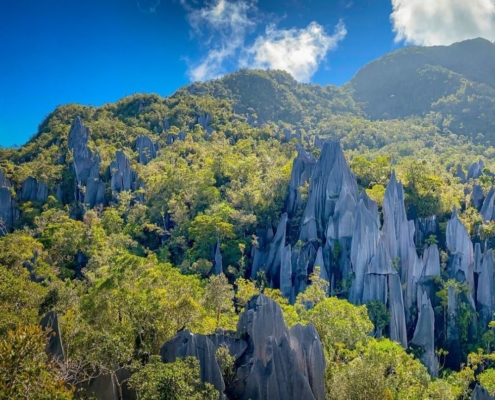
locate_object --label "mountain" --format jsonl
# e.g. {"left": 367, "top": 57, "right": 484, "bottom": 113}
{"left": 348, "top": 38, "right": 495, "bottom": 142}
{"left": 3, "top": 39, "right": 495, "bottom": 400}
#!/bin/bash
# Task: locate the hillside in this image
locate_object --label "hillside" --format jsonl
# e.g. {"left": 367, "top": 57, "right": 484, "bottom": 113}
{"left": 3, "top": 39, "right": 495, "bottom": 400}
{"left": 349, "top": 38, "right": 495, "bottom": 143}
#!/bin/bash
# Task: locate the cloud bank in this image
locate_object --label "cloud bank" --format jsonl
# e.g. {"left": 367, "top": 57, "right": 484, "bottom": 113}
{"left": 242, "top": 21, "right": 347, "bottom": 82}
{"left": 391, "top": 0, "right": 495, "bottom": 46}
{"left": 182, "top": 0, "right": 346, "bottom": 82}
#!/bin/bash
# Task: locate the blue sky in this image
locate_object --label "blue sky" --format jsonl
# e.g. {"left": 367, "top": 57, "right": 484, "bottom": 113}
{"left": 1, "top": 0, "right": 494, "bottom": 147}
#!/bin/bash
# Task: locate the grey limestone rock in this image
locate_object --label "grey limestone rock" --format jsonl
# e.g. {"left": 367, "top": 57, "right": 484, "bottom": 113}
{"left": 481, "top": 188, "right": 495, "bottom": 222}
{"left": 0, "top": 169, "right": 11, "bottom": 188}
{"left": 454, "top": 164, "right": 467, "bottom": 183}
{"left": 160, "top": 330, "right": 225, "bottom": 393}
{"left": 289, "top": 324, "right": 326, "bottom": 400}
{"left": 68, "top": 116, "right": 95, "bottom": 186}
{"left": 299, "top": 141, "right": 358, "bottom": 243}
{"left": 285, "top": 144, "right": 316, "bottom": 217}
{"left": 84, "top": 161, "right": 105, "bottom": 209}
{"left": 0, "top": 187, "right": 17, "bottom": 234}
{"left": 135, "top": 135, "right": 157, "bottom": 165}
{"left": 20, "top": 177, "right": 48, "bottom": 202}
{"left": 280, "top": 244, "right": 293, "bottom": 298}
{"left": 472, "top": 184, "right": 485, "bottom": 210}
{"left": 388, "top": 273, "right": 408, "bottom": 348}
{"left": 410, "top": 291, "right": 438, "bottom": 376}
{"left": 40, "top": 311, "right": 65, "bottom": 363}
{"left": 421, "top": 244, "right": 441, "bottom": 278}
{"left": 349, "top": 200, "right": 380, "bottom": 305}
{"left": 212, "top": 239, "right": 223, "bottom": 275}
{"left": 446, "top": 207, "right": 475, "bottom": 291}
{"left": 477, "top": 248, "right": 495, "bottom": 330}
{"left": 414, "top": 216, "right": 440, "bottom": 245}
{"left": 78, "top": 374, "right": 118, "bottom": 400}
{"left": 110, "top": 151, "right": 137, "bottom": 194}
{"left": 472, "top": 385, "right": 495, "bottom": 400}
{"left": 468, "top": 160, "right": 484, "bottom": 180}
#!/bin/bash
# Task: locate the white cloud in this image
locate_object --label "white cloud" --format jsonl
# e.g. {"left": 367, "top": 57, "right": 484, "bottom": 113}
{"left": 181, "top": 0, "right": 345, "bottom": 82}
{"left": 241, "top": 21, "right": 346, "bottom": 82}
{"left": 391, "top": 0, "right": 495, "bottom": 46}
{"left": 183, "top": 0, "right": 258, "bottom": 81}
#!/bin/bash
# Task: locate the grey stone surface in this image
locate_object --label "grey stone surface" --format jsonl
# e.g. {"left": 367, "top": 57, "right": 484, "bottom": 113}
{"left": 468, "top": 160, "right": 484, "bottom": 180}
{"left": 280, "top": 244, "right": 293, "bottom": 298}
{"left": 136, "top": 135, "right": 157, "bottom": 165}
{"left": 454, "top": 164, "right": 467, "bottom": 183}
{"left": 20, "top": 177, "right": 48, "bottom": 202}
{"left": 472, "top": 385, "right": 495, "bottom": 400}
{"left": 68, "top": 116, "right": 95, "bottom": 186}
{"left": 40, "top": 311, "right": 65, "bottom": 363}
{"left": 0, "top": 187, "right": 17, "bottom": 234}
{"left": 111, "top": 151, "right": 137, "bottom": 194}
{"left": 299, "top": 141, "right": 358, "bottom": 243}
{"left": 285, "top": 144, "right": 316, "bottom": 217}
{"left": 471, "top": 184, "right": 485, "bottom": 210}
{"left": 212, "top": 239, "right": 223, "bottom": 275}
{"left": 421, "top": 244, "right": 441, "bottom": 278}
{"left": 481, "top": 188, "right": 495, "bottom": 221}
{"left": 446, "top": 207, "right": 475, "bottom": 292}
{"left": 410, "top": 291, "right": 438, "bottom": 376}
{"left": 477, "top": 248, "right": 495, "bottom": 330}
{"left": 161, "top": 330, "right": 225, "bottom": 393}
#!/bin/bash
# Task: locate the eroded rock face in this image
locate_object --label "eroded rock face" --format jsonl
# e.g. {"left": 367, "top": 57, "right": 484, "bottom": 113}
{"left": 481, "top": 188, "right": 495, "bottom": 222}
{"left": 136, "top": 135, "right": 157, "bottom": 165}
{"left": 212, "top": 239, "right": 223, "bottom": 275}
{"left": 161, "top": 330, "right": 225, "bottom": 393}
{"left": 84, "top": 161, "right": 105, "bottom": 209}
{"left": 110, "top": 151, "right": 137, "bottom": 195}
{"left": 40, "top": 311, "right": 65, "bottom": 363}
{"left": 472, "top": 385, "right": 495, "bottom": 400}
{"left": 454, "top": 164, "right": 467, "bottom": 183}
{"left": 471, "top": 184, "right": 485, "bottom": 210}
{"left": 20, "top": 177, "right": 48, "bottom": 202}
{"left": 285, "top": 144, "right": 316, "bottom": 218}
{"left": 446, "top": 207, "right": 475, "bottom": 292}
{"left": 477, "top": 248, "right": 495, "bottom": 330}
{"left": 299, "top": 141, "right": 358, "bottom": 243}
{"left": 410, "top": 292, "right": 438, "bottom": 376}
{"left": 0, "top": 171, "right": 18, "bottom": 234}
{"left": 468, "top": 160, "right": 484, "bottom": 180}
{"left": 68, "top": 117, "right": 95, "bottom": 187}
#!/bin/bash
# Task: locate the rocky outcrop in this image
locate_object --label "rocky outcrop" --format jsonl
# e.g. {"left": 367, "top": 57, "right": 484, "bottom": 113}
{"left": 84, "top": 160, "right": 105, "bottom": 209}
{"left": 468, "top": 160, "right": 484, "bottom": 180}
{"left": 285, "top": 145, "right": 316, "bottom": 218}
{"left": 454, "top": 164, "right": 467, "bottom": 183}
{"left": 471, "top": 184, "right": 485, "bottom": 210}
{"left": 40, "top": 311, "right": 65, "bottom": 363}
{"left": 68, "top": 117, "right": 95, "bottom": 186}
{"left": 0, "top": 171, "right": 17, "bottom": 234}
{"left": 20, "top": 177, "right": 48, "bottom": 202}
{"left": 110, "top": 151, "right": 137, "bottom": 195}
{"left": 410, "top": 292, "right": 438, "bottom": 376}
{"left": 446, "top": 207, "right": 474, "bottom": 291}
{"left": 212, "top": 239, "right": 223, "bottom": 275}
{"left": 472, "top": 385, "right": 495, "bottom": 400}
{"left": 477, "top": 248, "right": 495, "bottom": 330}
{"left": 481, "top": 188, "right": 495, "bottom": 221}
{"left": 161, "top": 295, "right": 326, "bottom": 400}
{"left": 135, "top": 135, "right": 157, "bottom": 165}
{"left": 299, "top": 141, "right": 358, "bottom": 243}
{"left": 233, "top": 295, "right": 325, "bottom": 400}
{"left": 161, "top": 330, "right": 225, "bottom": 394}
{"left": 198, "top": 113, "right": 213, "bottom": 135}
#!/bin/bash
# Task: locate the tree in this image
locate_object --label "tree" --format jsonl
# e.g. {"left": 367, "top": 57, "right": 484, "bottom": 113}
{"left": 204, "top": 273, "right": 235, "bottom": 329}
{"left": 129, "top": 356, "right": 218, "bottom": 400}
{"left": 0, "top": 325, "right": 74, "bottom": 399}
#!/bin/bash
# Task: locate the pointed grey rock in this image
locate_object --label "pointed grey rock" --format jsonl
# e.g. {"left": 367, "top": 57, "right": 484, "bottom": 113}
{"left": 20, "top": 176, "right": 48, "bottom": 202}
{"left": 40, "top": 311, "right": 65, "bottom": 363}
{"left": 446, "top": 207, "right": 475, "bottom": 291}
{"left": 468, "top": 161, "right": 483, "bottom": 180}
{"left": 475, "top": 243, "right": 483, "bottom": 273}
{"left": 472, "top": 385, "right": 495, "bottom": 400}
{"left": 349, "top": 201, "right": 380, "bottom": 304}
{"left": 163, "top": 119, "right": 170, "bottom": 130}
{"left": 68, "top": 116, "right": 94, "bottom": 186}
{"left": 388, "top": 273, "right": 408, "bottom": 348}
{"left": 161, "top": 330, "right": 224, "bottom": 393}
{"left": 285, "top": 144, "right": 316, "bottom": 217}
{"left": 410, "top": 292, "right": 438, "bottom": 376}
{"left": 481, "top": 188, "right": 495, "bottom": 222}
{"left": 263, "top": 214, "right": 288, "bottom": 284}
{"left": 212, "top": 239, "right": 223, "bottom": 275}
{"left": 471, "top": 184, "right": 485, "bottom": 210}
{"left": 477, "top": 248, "right": 495, "bottom": 330}
{"left": 313, "top": 246, "right": 329, "bottom": 289}
{"left": 414, "top": 216, "right": 439, "bottom": 245}
{"left": 135, "top": 135, "right": 156, "bottom": 165}
{"left": 454, "top": 164, "right": 467, "bottom": 183}
{"left": 0, "top": 169, "right": 11, "bottom": 188}
{"left": 299, "top": 141, "right": 358, "bottom": 242}
{"left": 0, "top": 187, "right": 16, "bottom": 234}
{"left": 421, "top": 244, "right": 441, "bottom": 278}
{"left": 280, "top": 244, "right": 293, "bottom": 298}
{"left": 110, "top": 151, "right": 137, "bottom": 194}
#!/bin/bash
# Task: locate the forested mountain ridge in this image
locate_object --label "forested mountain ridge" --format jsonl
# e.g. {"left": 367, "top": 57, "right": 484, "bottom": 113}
{"left": 3, "top": 39, "right": 495, "bottom": 400}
